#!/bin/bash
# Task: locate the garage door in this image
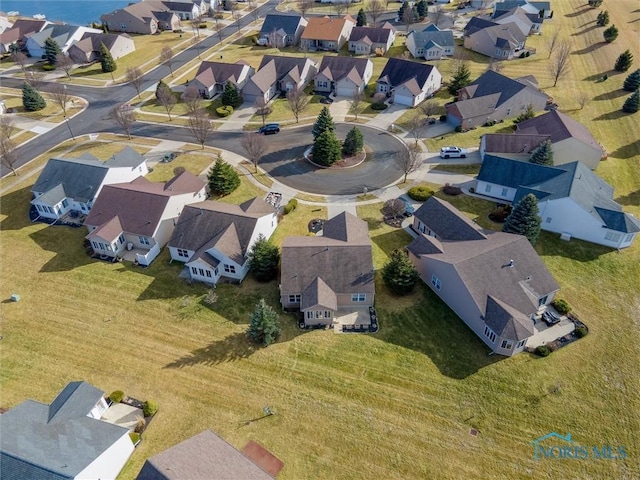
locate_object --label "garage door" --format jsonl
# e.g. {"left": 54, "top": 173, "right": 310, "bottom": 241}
{"left": 446, "top": 112, "right": 462, "bottom": 126}
{"left": 393, "top": 93, "right": 414, "bottom": 107}
{"left": 336, "top": 85, "right": 357, "bottom": 97}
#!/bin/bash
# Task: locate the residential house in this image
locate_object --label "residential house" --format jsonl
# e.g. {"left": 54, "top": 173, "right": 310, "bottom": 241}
{"left": 515, "top": 110, "right": 606, "bottom": 170}
{"left": 136, "top": 430, "right": 282, "bottom": 480}
{"left": 314, "top": 56, "right": 373, "bottom": 97}
{"left": 151, "top": 0, "right": 201, "bottom": 20}
{"left": 280, "top": 212, "right": 375, "bottom": 328}
{"left": 189, "top": 60, "right": 254, "bottom": 99}
{"left": 0, "top": 18, "right": 48, "bottom": 54}
{"left": 243, "top": 55, "right": 318, "bottom": 104}
{"left": 25, "top": 24, "right": 102, "bottom": 58}
{"left": 101, "top": 2, "right": 180, "bottom": 34}
{"left": 492, "top": 6, "right": 543, "bottom": 35}
{"left": 463, "top": 17, "right": 528, "bottom": 59}
{"left": 84, "top": 172, "right": 206, "bottom": 265}
{"left": 0, "top": 13, "right": 13, "bottom": 35}
{"left": 406, "top": 24, "right": 455, "bottom": 60}
{"left": 407, "top": 197, "right": 560, "bottom": 356}
{"left": 300, "top": 15, "right": 355, "bottom": 52}
{"left": 479, "top": 133, "right": 549, "bottom": 161}
{"left": 476, "top": 156, "right": 640, "bottom": 248}
{"left": 376, "top": 57, "right": 442, "bottom": 107}
{"left": 31, "top": 147, "right": 148, "bottom": 221}
{"left": 445, "top": 70, "right": 548, "bottom": 129}
{"left": 348, "top": 25, "right": 396, "bottom": 55}
{"left": 258, "top": 13, "right": 307, "bottom": 48}
{"left": 67, "top": 32, "right": 135, "bottom": 63}
{"left": 0, "top": 381, "right": 134, "bottom": 480}
{"left": 168, "top": 198, "right": 277, "bottom": 285}
{"left": 494, "top": 0, "right": 552, "bottom": 19}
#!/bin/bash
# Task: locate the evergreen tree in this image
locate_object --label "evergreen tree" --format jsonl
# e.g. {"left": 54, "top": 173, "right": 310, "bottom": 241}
{"left": 221, "top": 82, "right": 242, "bottom": 107}
{"left": 207, "top": 153, "right": 240, "bottom": 195}
{"left": 603, "top": 24, "right": 618, "bottom": 43}
{"left": 312, "top": 129, "right": 342, "bottom": 166}
{"left": 623, "top": 69, "right": 640, "bottom": 92}
{"left": 622, "top": 90, "right": 639, "bottom": 113}
{"left": 100, "top": 43, "right": 117, "bottom": 73}
{"left": 397, "top": 1, "right": 409, "bottom": 19}
{"left": 342, "top": 126, "right": 364, "bottom": 156}
{"left": 22, "top": 82, "right": 46, "bottom": 111}
{"left": 514, "top": 103, "right": 536, "bottom": 123}
{"left": 43, "top": 37, "right": 62, "bottom": 65}
{"left": 588, "top": 0, "right": 603, "bottom": 6}
{"left": 356, "top": 8, "right": 367, "bottom": 27}
{"left": 448, "top": 62, "right": 471, "bottom": 95}
{"left": 596, "top": 10, "right": 609, "bottom": 26}
{"left": 248, "top": 234, "right": 280, "bottom": 281}
{"left": 416, "top": 0, "right": 428, "bottom": 19}
{"left": 529, "top": 139, "right": 554, "bottom": 165}
{"left": 312, "top": 106, "right": 335, "bottom": 140}
{"left": 382, "top": 249, "right": 420, "bottom": 295}
{"left": 155, "top": 80, "right": 172, "bottom": 100}
{"left": 247, "top": 298, "right": 281, "bottom": 346}
{"left": 502, "top": 193, "right": 542, "bottom": 245}
{"left": 614, "top": 50, "right": 633, "bottom": 72}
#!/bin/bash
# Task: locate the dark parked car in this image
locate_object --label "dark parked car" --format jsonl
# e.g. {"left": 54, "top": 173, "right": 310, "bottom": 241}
{"left": 259, "top": 123, "right": 280, "bottom": 135}
{"left": 399, "top": 197, "right": 415, "bottom": 217}
{"left": 542, "top": 310, "right": 561, "bottom": 326}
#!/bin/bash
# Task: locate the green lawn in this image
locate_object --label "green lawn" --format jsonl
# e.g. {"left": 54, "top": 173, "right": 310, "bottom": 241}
{"left": 1, "top": 1, "right": 639, "bottom": 479}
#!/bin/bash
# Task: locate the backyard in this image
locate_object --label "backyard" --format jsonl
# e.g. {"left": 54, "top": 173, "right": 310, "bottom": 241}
{"left": 0, "top": 1, "right": 639, "bottom": 479}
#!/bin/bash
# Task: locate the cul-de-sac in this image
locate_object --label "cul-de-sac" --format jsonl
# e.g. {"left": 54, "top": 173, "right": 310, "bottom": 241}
{"left": 0, "top": 0, "right": 638, "bottom": 478}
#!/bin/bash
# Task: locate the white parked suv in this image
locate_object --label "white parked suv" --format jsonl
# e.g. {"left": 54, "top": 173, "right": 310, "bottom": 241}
{"left": 440, "top": 146, "right": 468, "bottom": 159}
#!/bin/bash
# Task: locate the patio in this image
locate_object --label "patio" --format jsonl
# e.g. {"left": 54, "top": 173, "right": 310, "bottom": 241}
{"left": 525, "top": 307, "right": 576, "bottom": 349}
{"left": 101, "top": 403, "right": 143, "bottom": 431}
{"left": 333, "top": 306, "right": 379, "bottom": 334}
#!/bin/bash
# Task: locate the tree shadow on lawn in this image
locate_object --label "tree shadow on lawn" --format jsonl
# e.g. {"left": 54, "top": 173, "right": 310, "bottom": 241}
{"left": 571, "top": 24, "right": 599, "bottom": 36}
{"left": 572, "top": 43, "right": 606, "bottom": 56}
{"left": 564, "top": 7, "right": 591, "bottom": 18}
{"left": 593, "top": 89, "right": 629, "bottom": 101}
{"left": 609, "top": 140, "right": 640, "bottom": 160}
{"left": 614, "top": 189, "right": 640, "bottom": 207}
{"left": 376, "top": 285, "right": 503, "bottom": 379}
{"left": 593, "top": 109, "right": 628, "bottom": 121}
{"left": 0, "top": 186, "right": 34, "bottom": 231}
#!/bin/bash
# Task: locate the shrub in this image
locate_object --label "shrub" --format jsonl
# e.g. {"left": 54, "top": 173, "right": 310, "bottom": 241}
{"left": 454, "top": 125, "right": 463, "bottom": 132}
{"left": 216, "top": 105, "right": 233, "bottom": 117}
{"left": 288, "top": 199, "right": 298, "bottom": 209}
{"left": 213, "top": 12, "right": 224, "bottom": 19}
{"left": 525, "top": 51, "right": 530, "bottom": 57}
{"left": 142, "top": 400, "right": 158, "bottom": 417}
{"left": 575, "top": 326, "right": 588, "bottom": 338}
{"left": 371, "top": 102, "right": 388, "bottom": 110}
{"left": 442, "top": 184, "right": 463, "bottom": 196}
{"left": 469, "top": 186, "right": 475, "bottom": 193}
{"left": 199, "top": 23, "right": 208, "bottom": 28}
{"left": 519, "top": 52, "right": 526, "bottom": 59}
{"left": 552, "top": 299, "right": 571, "bottom": 315}
{"left": 109, "top": 390, "right": 125, "bottom": 403}
{"left": 134, "top": 417, "right": 146, "bottom": 433}
{"left": 407, "top": 185, "right": 434, "bottom": 201}
{"left": 439, "top": 114, "right": 447, "bottom": 122}
{"left": 535, "top": 345, "right": 551, "bottom": 357}
{"left": 283, "top": 200, "right": 297, "bottom": 215}
{"left": 42, "top": 63, "right": 55, "bottom": 71}
{"left": 129, "top": 432, "right": 140, "bottom": 444}
{"left": 283, "top": 204, "right": 294, "bottom": 214}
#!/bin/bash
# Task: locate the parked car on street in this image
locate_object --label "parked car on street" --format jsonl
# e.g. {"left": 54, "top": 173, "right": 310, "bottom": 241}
{"left": 259, "top": 123, "right": 280, "bottom": 135}
{"left": 440, "top": 146, "right": 468, "bottom": 159}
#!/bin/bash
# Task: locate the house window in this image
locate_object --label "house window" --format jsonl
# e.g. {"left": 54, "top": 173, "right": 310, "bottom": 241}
{"left": 501, "top": 340, "right": 513, "bottom": 350}
{"left": 501, "top": 188, "right": 508, "bottom": 197}
{"left": 516, "top": 339, "right": 526, "bottom": 349}
{"left": 106, "top": 244, "right": 112, "bottom": 251}
{"left": 224, "top": 264, "right": 236, "bottom": 274}
{"left": 92, "top": 241, "right": 98, "bottom": 249}
{"left": 119, "top": 235, "right": 125, "bottom": 244}
{"left": 198, "top": 268, "right": 205, "bottom": 276}
{"left": 315, "top": 310, "right": 323, "bottom": 319}
{"left": 61, "top": 198, "right": 69, "bottom": 208}
{"left": 205, "top": 270, "right": 212, "bottom": 278}
{"left": 431, "top": 274, "right": 441, "bottom": 291}
{"left": 624, "top": 234, "right": 634, "bottom": 242}
{"left": 485, "top": 184, "right": 492, "bottom": 193}
{"left": 177, "top": 248, "right": 189, "bottom": 258}
{"left": 506, "top": 108, "right": 511, "bottom": 115}
{"left": 605, "top": 231, "right": 621, "bottom": 242}
{"left": 214, "top": 267, "right": 219, "bottom": 276}
{"left": 139, "top": 236, "right": 150, "bottom": 245}
{"left": 36, "top": 204, "right": 42, "bottom": 212}
{"left": 538, "top": 295, "right": 548, "bottom": 306}
{"left": 416, "top": 49, "right": 423, "bottom": 55}
{"left": 351, "top": 294, "right": 366, "bottom": 302}
{"left": 306, "top": 311, "right": 313, "bottom": 319}
{"left": 484, "top": 326, "right": 497, "bottom": 343}
{"left": 324, "top": 311, "right": 331, "bottom": 318}
{"left": 47, "top": 206, "right": 54, "bottom": 213}
{"left": 545, "top": 217, "right": 552, "bottom": 223}
{"left": 191, "top": 267, "right": 197, "bottom": 275}
{"left": 288, "top": 295, "right": 301, "bottom": 303}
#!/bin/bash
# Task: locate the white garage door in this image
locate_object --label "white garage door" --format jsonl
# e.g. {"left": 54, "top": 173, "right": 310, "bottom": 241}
{"left": 393, "top": 93, "right": 415, "bottom": 107}
{"left": 336, "top": 85, "right": 358, "bottom": 97}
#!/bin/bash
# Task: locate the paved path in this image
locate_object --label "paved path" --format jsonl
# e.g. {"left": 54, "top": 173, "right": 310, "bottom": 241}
{"left": 365, "top": 103, "right": 405, "bottom": 130}
{"left": 216, "top": 103, "right": 256, "bottom": 132}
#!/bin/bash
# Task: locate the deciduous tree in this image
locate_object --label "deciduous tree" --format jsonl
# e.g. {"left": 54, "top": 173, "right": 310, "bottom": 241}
{"left": 255, "top": 97, "right": 272, "bottom": 126}
{"left": 502, "top": 193, "right": 542, "bottom": 245}
{"left": 396, "top": 144, "right": 421, "bottom": 183}
{"left": 241, "top": 131, "right": 267, "bottom": 172}
{"left": 56, "top": 53, "right": 74, "bottom": 79}
{"left": 126, "top": 66, "right": 143, "bottom": 99}
{"left": 366, "top": 0, "right": 385, "bottom": 26}
{"left": 286, "top": 88, "right": 310, "bottom": 123}
{"left": 549, "top": 40, "right": 571, "bottom": 87}
{"left": 10, "top": 51, "right": 27, "bottom": 73}
{"left": 247, "top": 298, "right": 281, "bottom": 346}
{"left": 188, "top": 109, "right": 214, "bottom": 149}
{"left": 248, "top": 235, "right": 280, "bottom": 281}
{"left": 160, "top": 46, "right": 174, "bottom": 77}
{"left": 0, "top": 116, "right": 18, "bottom": 175}
{"left": 183, "top": 86, "right": 203, "bottom": 115}
{"left": 207, "top": 153, "right": 241, "bottom": 195}
{"left": 382, "top": 249, "right": 420, "bottom": 295}
{"left": 350, "top": 91, "right": 363, "bottom": 120}
{"left": 49, "top": 83, "right": 72, "bottom": 117}
{"left": 297, "top": 0, "right": 314, "bottom": 17}
{"left": 110, "top": 103, "right": 135, "bottom": 139}
{"left": 156, "top": 82, "right": 177, "bottom": 120}
{"left": 546, "top": 28, "right": 560, "bottom": 59}
{"left": 383, "top": 198, "right": 406, "bottom": 220}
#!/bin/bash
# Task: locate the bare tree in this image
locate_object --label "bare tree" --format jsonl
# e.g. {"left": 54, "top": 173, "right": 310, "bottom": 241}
{"left": 333, "top": 0, "right": 348, "bottom": 17}
{"left": 188, "top": 109, "right": 214, "bottom": 149}
{"left": 396, "top": 144, "right": 421, "bottom": 183}
{"left": 110, "top": 104, "right": 136, "bottom": 140}
{"left": 248, "top": 1, "right": 260, "bottom": 22}
{"left": 214, "top": 18, "right": 225, "bottom": 44}
{"left": 430, "top": 5, "right": 445, "bottom": 27}
{"left": 0, "top": 116, "right": 17, "bottom": 142}
{"left": 350, "top": 91, "right": 363, "bottom": 120}
{"left": 402, "top": 7, "right": 416, "bottom": 31}
{"left": 577, "top": 91, "right": 589, "bottom": 110}
{"left": 297, "top": 0, "right": 314, "bottom": 17}
{"left": 255, "top": 97, "right": 272, "bottom": 126}
{"left": 0, "top": 136, "right": 18, "bottom": 176}
{"left": 56, "top": 54, "right": 74, "bottom": 79}
{"left": 487, "top": 58, "right": 503, "bottom": 73}
{"left": 549, "top": 41, "right": 571, "bottom": 87}
{"left": 190, "top": 16, "right": 202, "bottom": 38}
{"left": 231, "top": 3, "right": 242, "bottom": 32}
{"left": 241, "top": 132, "right": 267, "bottom": 172}
{"left": 157, "top": 85, "right": 177, "bottom": 120}
{"left": 366, "top": 0, "right": 385, "bottom": 27}
{"left": 547, "top": 29, "right": 561, "bottom": 59}
{"left": 48, "top": 83, "right": 72, "bottom": 117}
{"left": 383, "top": 198, "right": 406, "bottom": 220}
{"left": 407, "top": 115, "right": 426, "bottom": 146}
{"left": 191, "top": 35, "right": 202, "bottom": 59}
{"left": 126, "top": 66, "right": 144, "bottom": 99}
{"left": 419, "top": 100, "right": 439, "bottom": 121}
{"left": 160, "top": 46, "right": 174, "bottom": 77}
{"left": 286, "top": 89, "right": 310, "bottom": 123}
{"left": 25, "top": 70, "right": 46, "bottom": 88}
{"left": 183, "top": 86, "right": 203, "bottom": 115}
{"left": 10, "top": 51, "right": 28, "bottom": 73}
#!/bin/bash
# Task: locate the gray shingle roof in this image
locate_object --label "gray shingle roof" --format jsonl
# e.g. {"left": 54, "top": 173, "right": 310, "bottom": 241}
{"left": 280, "top": 212, "right": 374, "bottom": 298}
{"left": 317, "top": 56, "right": 370, "bottom": 84}
{"left": 194, "top": 60, "right": 249, "bottom": 88}
{"left": 413, "top": 196, "right": 487, "bottom": 241}
{"left": 477, "top": 154, "right": 562, "bottom": 189}
{"left": 136, "top": 430, "right": 274, "bottom": 480}
{"left": 482, "top": 133, "right": 549, "bottom": 154}
{"left": 0, "top": 382, "right": 130, "bottom": 480}
{"left": 485, "top": 295, "right": 534, "bottom": 340}
{"left": 407, "top": 27, "right": 455, "bottom": 49}
{"left": 465, "top": 70, "right": 534, "bottom": 107}
{"left": 259, "top": 13, "right": 304, "bottom": 37}
{"left": 349, "top": 26, "right": 393, "bottom": 44}
{"left": 103, "top": 146, "right": 146, "bottom": 168}
{"left": 32, "top": 158, "right": 109, "bottom": 203}
{"left": 463, "top": 16, "right": 496, "bottom": 36}
{"left": 301, "top": 277, "right": 338, "bottom": 310}
{"left": 377, "top": 58, "right": 437, "bottom": 90}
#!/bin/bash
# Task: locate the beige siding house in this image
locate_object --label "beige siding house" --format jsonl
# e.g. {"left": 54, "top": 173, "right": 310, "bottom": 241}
{"left": 68, "top": 32, "right": 135, "bottom": 63}
{"left": 101, "top": 2, "right": 180, "bottom": 34}
{"left": 243, "top": 55, "right": 317, "bottom": 104}
{"left": 314, "top": 56, "right": 373, "bottom": 97}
